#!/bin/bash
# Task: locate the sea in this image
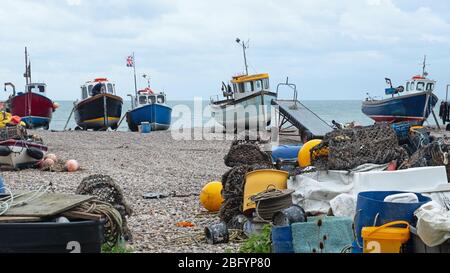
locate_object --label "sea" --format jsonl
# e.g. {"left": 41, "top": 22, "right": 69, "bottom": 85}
{"left": 49, "top": 100, "right": 439, "bottom": 132}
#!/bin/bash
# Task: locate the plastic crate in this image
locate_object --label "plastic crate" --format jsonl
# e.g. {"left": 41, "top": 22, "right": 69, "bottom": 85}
{"left": 410, "top": 227, "right": 450, "bottom": 253}
{"left": 391, "top": 122, "right": 412, "bottom": 141}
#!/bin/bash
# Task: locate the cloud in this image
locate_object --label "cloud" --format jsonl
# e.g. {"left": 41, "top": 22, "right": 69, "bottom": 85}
{"left": 0, "top": 0, "right": 450, "bottom": 101}
{"left": 66, "top": 0, "right": 81, "bottom": 6}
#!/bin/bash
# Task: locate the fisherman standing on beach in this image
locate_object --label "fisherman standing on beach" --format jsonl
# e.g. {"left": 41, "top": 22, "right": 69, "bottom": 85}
{"left": 440, "top": 101, "right": 447, "bottom": 125}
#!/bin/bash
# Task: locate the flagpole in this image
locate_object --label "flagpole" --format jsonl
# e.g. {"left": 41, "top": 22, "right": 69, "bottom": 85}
{"left": 133, "top": 52, "right": 138, "bottom": 96}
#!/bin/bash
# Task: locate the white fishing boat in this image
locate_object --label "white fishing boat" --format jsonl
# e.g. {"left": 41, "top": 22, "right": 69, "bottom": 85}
{"left": 209, "top": 39, "right": 277, "bottom": 131}
{"left": 0, "top": 139, "right": 47, "bottom": 169}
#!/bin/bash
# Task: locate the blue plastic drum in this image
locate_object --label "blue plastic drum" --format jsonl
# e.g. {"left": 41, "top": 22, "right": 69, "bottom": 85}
{"left": 271, "top": 145, "right": 302, "bottom": 162}
{"left": 272, "top": 225, "right": 294, "bottom": 253}
{"left": 353, "top": 191, "right": 432, "bottom": 253}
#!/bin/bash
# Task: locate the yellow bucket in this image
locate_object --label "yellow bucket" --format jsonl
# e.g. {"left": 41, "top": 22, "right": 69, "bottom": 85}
{"left": 362, "top": 221, "right": 410, "bottom": 253}
{"left": 243, "top": 169, "right": 289, "bottom": 214}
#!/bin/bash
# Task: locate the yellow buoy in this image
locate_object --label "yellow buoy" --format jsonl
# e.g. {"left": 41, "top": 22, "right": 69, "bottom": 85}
{"left": 199, "top": 181, "right": 224, "bottom": 212}
{"left": 298, "top": 139, "right": 324, "bottom": 168}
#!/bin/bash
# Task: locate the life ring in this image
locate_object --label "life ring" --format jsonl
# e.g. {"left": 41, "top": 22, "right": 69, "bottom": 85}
{"left": 26, "top": 147, "right": 44, "bottom": 160}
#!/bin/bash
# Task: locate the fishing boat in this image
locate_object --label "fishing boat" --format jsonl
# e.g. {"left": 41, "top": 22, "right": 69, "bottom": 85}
{"left": 3, "top": 47, "right": 57, "bottom": 129}
{"left": 0, "top": 140, "right": 47, "bottom": 170}
{"left": 362, "top": 57, "right": 438, "bottom": 124}
{"left": 209, "top": 39, "right": 276, "bottom": 130}
{"left": 126, "top": 88, "right": 172, "bottom": 132}
{"left": 74, "top": 78, "right": 123, "bottom": 131}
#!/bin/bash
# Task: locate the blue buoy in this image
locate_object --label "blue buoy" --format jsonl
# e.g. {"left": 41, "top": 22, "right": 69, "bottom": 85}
{"left": 272, "top": 226, "right": 294, "bottom": 253}
{"left": 353, "top": 191, "right": 432, "bottom": 253}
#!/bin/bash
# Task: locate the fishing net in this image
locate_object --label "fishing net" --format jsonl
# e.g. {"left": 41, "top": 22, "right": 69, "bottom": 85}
{"left": 399, "top": 139, "right": 450, "bottom": 181}
{"left": 76, "top": 175, "right": 133, "bottom": 241}
{"left": 219, "top": 163, "right": 274, "bottom": 223}
{"left": 224, "top": 140, "right": 272, "bottom": 167}
{"left": 312, "top": 123, "right": 409, "bottom": 170}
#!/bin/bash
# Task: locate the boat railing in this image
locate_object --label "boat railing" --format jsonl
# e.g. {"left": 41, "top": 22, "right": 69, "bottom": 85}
{"left": 276, "top": 77, "right": 298, "bottom": 103}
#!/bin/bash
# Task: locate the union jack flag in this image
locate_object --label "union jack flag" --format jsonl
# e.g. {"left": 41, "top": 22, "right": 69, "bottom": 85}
{"left": 126, "top": 55, "right": 134, "bottom": 67}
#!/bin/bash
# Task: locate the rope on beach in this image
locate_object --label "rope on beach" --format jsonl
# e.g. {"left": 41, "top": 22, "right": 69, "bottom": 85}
{"left": 76, "top": 175, "right": 133, "bottom": 241}
{"left": 69, "top": 199, "right": 123, "bottom": 247}
{"left": 311, "top": 123, "right": 409, "bottom": 170}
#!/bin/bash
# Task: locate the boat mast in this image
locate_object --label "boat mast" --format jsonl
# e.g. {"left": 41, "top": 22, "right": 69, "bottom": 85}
{"left": 132, "top": 52, "right": 138, "bottom": 96}
{"left": 422, "top": 55, "right": 428, "bottom": 77}
{"left": 24, "top": 47, "right": 31, "bottom": 85}
{"left": 236, "top": 38, "right": 249, "bottom": 75}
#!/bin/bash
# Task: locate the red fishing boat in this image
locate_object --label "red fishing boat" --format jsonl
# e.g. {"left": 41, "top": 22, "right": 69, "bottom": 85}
{"left": 3, "top": 47, "right": 57, "bottom": 130}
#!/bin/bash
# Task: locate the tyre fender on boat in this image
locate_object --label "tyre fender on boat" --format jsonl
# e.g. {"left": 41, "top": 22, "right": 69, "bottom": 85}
{"left": 0, "top": 146, "right": 12, "bottom": 157}
{"left": 26, "top": 147, "right": 44, "bottom": 160}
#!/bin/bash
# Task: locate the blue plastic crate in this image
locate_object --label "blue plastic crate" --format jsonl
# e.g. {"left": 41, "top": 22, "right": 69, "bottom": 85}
{"left": 391, "top": 122, "right": 413, "bottom": 141}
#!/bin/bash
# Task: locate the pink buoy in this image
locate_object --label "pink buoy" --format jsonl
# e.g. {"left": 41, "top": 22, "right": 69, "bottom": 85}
{"left": 66, "top": 160, "right": 79, "bottom": 172}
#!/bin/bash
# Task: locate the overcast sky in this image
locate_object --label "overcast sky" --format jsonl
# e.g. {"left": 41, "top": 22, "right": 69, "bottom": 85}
{"left": 1, "top": 0, "right": 450, "bottom": 101}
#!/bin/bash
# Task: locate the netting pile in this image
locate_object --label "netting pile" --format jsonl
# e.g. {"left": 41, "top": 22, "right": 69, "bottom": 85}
{"left": 399, "top": 139, "right": 450, "bottom": 181}
{"left": 219, "top": 140, "right": 274, "bottom": 223}
{"left": 312, "top": 123, "right": 409, "bottom": 170}
{"left": 0, "top": 126, "right": 27, "bottom": 141}
{"left": 224, "top": 140, "right": 272, "bottom": 167}
{"left": 76, "top": 174, "right": 133, "bottom": 241}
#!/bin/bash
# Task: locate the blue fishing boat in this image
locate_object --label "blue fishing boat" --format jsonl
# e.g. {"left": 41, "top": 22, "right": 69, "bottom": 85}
{"left": 362, "top": 58, "right": 438, "bottom": 124}
{"left": 126, "top": 88, "right": 172, "bottom": 132}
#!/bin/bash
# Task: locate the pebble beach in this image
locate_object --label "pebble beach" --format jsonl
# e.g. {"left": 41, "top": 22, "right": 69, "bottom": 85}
{"left": 1, "top": 129, "right": 253, "bottom": 253}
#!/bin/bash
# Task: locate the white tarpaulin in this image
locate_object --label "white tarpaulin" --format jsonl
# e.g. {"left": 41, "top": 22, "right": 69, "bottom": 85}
{"left": 288, "top": 166, "right": 448, "bottom": 215}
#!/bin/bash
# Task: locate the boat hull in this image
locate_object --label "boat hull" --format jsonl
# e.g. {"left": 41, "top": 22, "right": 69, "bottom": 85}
{"left": 210, "top": 91, "right": 276, "bottom": 129}
{"left": 74, "top": 94, "right": 123, "bottom": 130}
{"left": 126, "top": 104, "right": 172, "bottom": 132}
{"left": 362, "top": 92, "right": 438, "bottom": 123}
{"left": 0, "top": 140, "right": 47, "bottom": 169}
{"left": 10, "top": 93, "right": 54, "bottom": 129}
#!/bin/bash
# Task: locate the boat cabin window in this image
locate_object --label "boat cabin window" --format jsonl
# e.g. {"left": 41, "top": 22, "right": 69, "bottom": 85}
{"left": 426, "top": 83, "right": 434, "bottom": 91}
{"left": 139, "top": 95, "right": 148, "bottom": 105}
{"left": 28, "top": 85, "right": 45, "bottom": 94}
{"left": 238, "top": 83, "right": 245, "bottom": 93}
{"left": 406, "top": 82, "right": 410, "bottom": 91}
{"left": 157, "top": 95, "right": 165, "bottom": 104}
{"left": 244, "top": 82, "right": 252, "bottom": 92}
{"left": 416, "top": 82, "right": 425, "bottom": 91}
{"left": 255, "top": 80, "right": 263, "bottom": 91}
{"left": 107, "top": 83, "right": 114, "bottom": 94}
{"left": 410, "top": 82, "right": 415, "bottom": 91}
{"left": 88, "top": 85, "right": 94, "bottom": 96}
{"left": 263, "top": 78, "right": 270, "bottom": 90}
{"left": 81, "top": 86, "right": 88, "bottom": 99}
{"left": 233, "top": 83, "right": 238, "bottom": 93}
{"left": 148, "top": 95, "right": 156, "bottom": 104}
